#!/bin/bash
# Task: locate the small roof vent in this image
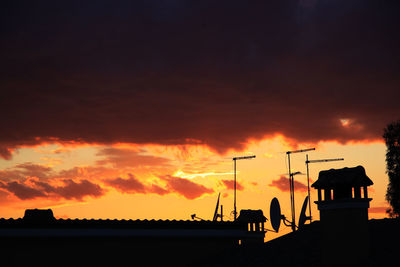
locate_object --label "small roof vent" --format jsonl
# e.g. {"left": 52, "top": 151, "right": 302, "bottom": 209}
{"left": 23, "top": 209, "right": 55, "bottom": 222}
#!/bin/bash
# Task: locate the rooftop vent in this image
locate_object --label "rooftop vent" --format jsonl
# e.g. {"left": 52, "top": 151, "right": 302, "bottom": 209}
{"left": 23, "top": 209, "right": 55, "bottom": 222}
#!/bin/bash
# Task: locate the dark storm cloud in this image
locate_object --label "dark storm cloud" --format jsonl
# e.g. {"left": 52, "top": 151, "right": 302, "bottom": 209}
{"left": 1, "top": 1, "right": 400, "bottom": 158}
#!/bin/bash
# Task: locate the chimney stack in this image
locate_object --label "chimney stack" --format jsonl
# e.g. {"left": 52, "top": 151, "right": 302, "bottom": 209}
{"left": 312, "top": 166, "right": 373, "bottom": 266}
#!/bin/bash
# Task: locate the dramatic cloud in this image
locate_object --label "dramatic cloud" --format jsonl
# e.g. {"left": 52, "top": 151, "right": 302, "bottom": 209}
{"left": 96, "top": 147, "right": 170, "bottom": 168}
{"left": 269, "top": 175, "right": 308, "bottom": 192}
{"left": 1, "top": 1, "right": 400, "bottom": 158}
{"left": 105, "top": 173, "right": 212, "bottom": 199}
{"left": 0, "top": 162, "right": 53, "bottom": 181}
{"left": 148, "top": 184, "right": 169, "bottom": 196}
{"left": 50, "top": 179, "right": 105, "bottom": 200}
{"left": 0, "top": 160, "right": 214, "bottom": 201}
{"left": 0, "top": 179, "right": 105, "bottom": 201}
{"left": 14, "top": 163, "right": 52, "bottom": 179}
{"left": 220, "top": 179, "right": 244, "bottom": 191}
{"left": 0, "top": 181, "right": 46, "bottom": 200}
{"left": 161, "top": 175, "right": 214, "bottom": 200}
{"left": 105, "top": 174, "right": 146, "bottom": 194}
{"left": 0, "top": 162, "right": 111, "bottom": 182}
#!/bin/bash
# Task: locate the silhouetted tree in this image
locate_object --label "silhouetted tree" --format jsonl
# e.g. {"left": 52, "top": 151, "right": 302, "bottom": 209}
{"left": 383, "top": 120, "right": 400, "bottom": 217}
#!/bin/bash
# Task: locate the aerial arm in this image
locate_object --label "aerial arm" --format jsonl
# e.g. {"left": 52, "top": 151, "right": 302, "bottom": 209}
{"left": 306, "top": 158, "right": 344, "bottom": 164}
{"left": 233, "top": 155, "right": 256, "bottom": 160}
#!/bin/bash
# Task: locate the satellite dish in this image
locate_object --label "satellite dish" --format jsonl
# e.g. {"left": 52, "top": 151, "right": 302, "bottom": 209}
{"left": 298, "top": 196, "right": 309, "bottom": 229}
{"left": 270, "top": 197, "right": 281, "bottom": 232}
{"left": 212, "top": 193, "right": 221, "bottom": 221}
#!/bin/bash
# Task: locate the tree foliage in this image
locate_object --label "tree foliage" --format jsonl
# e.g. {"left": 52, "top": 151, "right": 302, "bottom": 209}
{"left": 383, "top": 120, "right": 400, "bottom": 218}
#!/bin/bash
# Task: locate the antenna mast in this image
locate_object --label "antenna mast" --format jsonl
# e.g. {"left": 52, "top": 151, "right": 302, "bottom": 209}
{"left": 286, "top": 148, "right": 315, "bottom": 232}
{"left": 305, "top": 156, "right": 344, "bottom": 223}
{"left": 232, "top": 155, "right": 256, "bottom": 221}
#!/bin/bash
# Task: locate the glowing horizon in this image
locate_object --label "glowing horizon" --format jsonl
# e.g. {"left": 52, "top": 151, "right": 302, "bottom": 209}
{"left": 0, "top": 136, "right": 390, "bottom": 243}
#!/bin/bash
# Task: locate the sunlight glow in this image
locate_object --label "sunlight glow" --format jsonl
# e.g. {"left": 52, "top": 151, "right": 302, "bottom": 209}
{"left": 0, "top": 136, "right": 390, "bottom": 238}
{"left": 340, "top": 118, "right": 350, "bottom": 127}
{"left": 172, "top": 170, "right": 234, "bottom": 179}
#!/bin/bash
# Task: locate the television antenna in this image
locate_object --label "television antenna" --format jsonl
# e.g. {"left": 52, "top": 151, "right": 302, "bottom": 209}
{"left": 305, "top": 155, "right": 344, "bottom": 222}
{"left": 212, "top": 193, "right": 222, "bottom": 221}
{"left": 286, "top": 148, "right": 315, "bottom": 232}
{"left": 232, "top": 155, "right": 256, "bottom": 221}
{"left": 298, "top": 196, "right": 311, "bottom": 229}
{"left": 191, "top": 193, "right": 224, "bottom": 221}
{"left": 288, "top": 171, "right": 304, "bottom": 231}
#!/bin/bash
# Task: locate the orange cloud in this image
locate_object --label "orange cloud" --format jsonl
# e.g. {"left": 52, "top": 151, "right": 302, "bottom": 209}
{"left": 0, "top": 179, "right": 105, "bottom": 201}
{"left": 269, "top": 175, "right": 308, "bottom": 192}
{"left": 0, "top": 162, "right": 53, "bottom": 181}
{"left": 220, "top": 179, "right": 244, "bottom": 191}
{"left": 0, "top": 181, "right": 46, "bottom": 200}
{"left": 160, "top": 175, "right": 214, "bottom": 200}
{"left": 103, "top": 173, "right": 213, "bottom": 200}
{"left": 96, "top": 147, "right": 171, "bottom": 168}
{"left": 105, "top": 174, "right": 146, "bottom": 194}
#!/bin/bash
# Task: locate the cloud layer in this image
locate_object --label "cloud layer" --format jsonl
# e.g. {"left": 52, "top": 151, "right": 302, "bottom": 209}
{"left": 269, "top": 175, "right": 308, "bottom": 192}
{"left": 0, "top": 156, "right": 214, "bottom": 201}
{"left": 0, "top": 179, "right": 105, "bottom": 201}
{"left": 1, "top": 1, "right": 400, "bottom": 158}
{"left": 104, "top": 174, "right": 214, "bottom": 200}
{"left": 220, "top": 179, "right": 244, "bottom": 191}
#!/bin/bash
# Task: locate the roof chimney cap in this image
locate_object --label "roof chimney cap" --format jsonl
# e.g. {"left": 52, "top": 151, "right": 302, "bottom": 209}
{"left": 312, "top": 165, "right": 373, "bottom": 189}
{"left": 237, "top": 209, "right": 267, "bottom": 223}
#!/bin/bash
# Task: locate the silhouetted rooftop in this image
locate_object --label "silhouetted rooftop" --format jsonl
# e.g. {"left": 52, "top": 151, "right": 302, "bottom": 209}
{"left": 0, "top": 217, "right": 243, "bottom": 230}
{"left": 198, "top": 218, "right": 400, "bottom": 267}
{"left": 0, "top": 210, "right": 260, "bottom": 267}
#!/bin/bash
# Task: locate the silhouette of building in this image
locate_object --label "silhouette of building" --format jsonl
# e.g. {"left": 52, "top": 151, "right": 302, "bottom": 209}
{"left": 0, "top": 208, "right": 267, "bottom": 267}
{"left": 312, "top": 166, "right": 373, "bottom": 266}
{"left": 200, "top": 166, "right": 399, "bottom": 267}
{"left": 2, "top": 166, "right": 399, "bottom": 267}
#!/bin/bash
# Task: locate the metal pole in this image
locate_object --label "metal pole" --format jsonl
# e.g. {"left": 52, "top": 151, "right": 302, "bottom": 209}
{"left": 306, "top": 154, "right": 312, "bottom": 222}
{"left": 285, "top": 148, "right": 315, "bottom": 231}
{"left": 291, "top": 172, "right": 296, "bottom": 232}
{"left": 287, "top": 152, "right": 295, "bottom": 232}
{"left": 232, "top": 155, "right": 255, "bottom": 222}
{"left": 234, "top": 159, "right": 237, "bottom": 221}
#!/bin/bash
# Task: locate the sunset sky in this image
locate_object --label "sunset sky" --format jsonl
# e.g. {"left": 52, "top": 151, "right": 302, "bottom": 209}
{"left": 1, "top": 1, "right": 399, "bottom": 240}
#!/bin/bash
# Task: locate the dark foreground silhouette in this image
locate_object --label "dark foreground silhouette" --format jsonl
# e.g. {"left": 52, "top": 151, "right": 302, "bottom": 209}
{"left": 0, "top": 209, "right": 265, "bottom": 267}
{"left": 1, "top": 166, "right": 399, "bottom": 267}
